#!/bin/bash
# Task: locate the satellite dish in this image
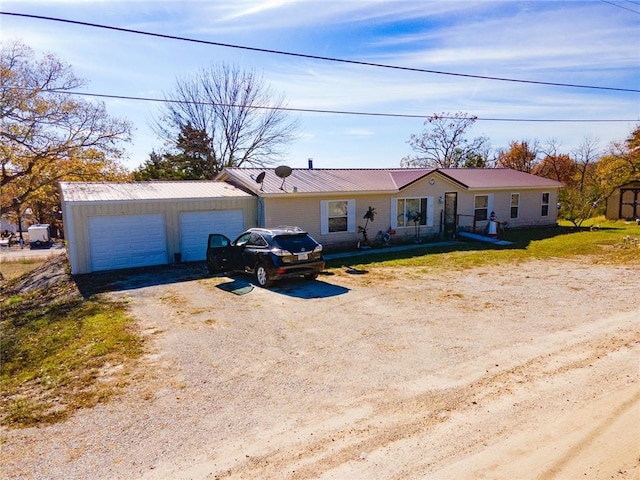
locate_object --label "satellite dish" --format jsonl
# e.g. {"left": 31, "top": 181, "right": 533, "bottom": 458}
{"left": 275, "top": 165, "right": 292, "bottom": 190}
{"left": 275, "top": 165, "right": 292, "bottom": 178}
{"left": 255, "top": 171, "right": 266, "bottom": 191}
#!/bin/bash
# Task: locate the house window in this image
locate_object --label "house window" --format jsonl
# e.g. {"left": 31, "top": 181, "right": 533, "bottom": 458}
{"left": 328, "top": 200, "right": 348, "bottom": 232}
{"left": 474, "top": 195, "right": 489, "bottom": 221}
{"left": 320, "top": 200, "right": 356, "bottom": 234}
{"left": 391, "top": 197, "right": 434, "bottom": 229}
{"left": 396, "top": 198, "right": 428, "bottom": 227}
{"left": 541, "top": 192, "right": 550, "bottom": 216}
{"left": 510, "top": 193, "right": 520, "bottom": 219}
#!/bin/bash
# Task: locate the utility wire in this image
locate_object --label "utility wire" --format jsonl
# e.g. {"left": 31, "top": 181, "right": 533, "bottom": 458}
{"left": 600, "top": 0, "right": 640, "bottom": 14}
{"left": 2, "top": 11, "right": 639, "bottom": 94}
{"left": 35, "top": 88, "right": 638, "bottom": 123}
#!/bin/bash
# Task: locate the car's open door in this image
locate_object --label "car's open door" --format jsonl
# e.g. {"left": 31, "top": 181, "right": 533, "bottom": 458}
{"left": 206, "top": 234, "right": 239, "bottom": 273}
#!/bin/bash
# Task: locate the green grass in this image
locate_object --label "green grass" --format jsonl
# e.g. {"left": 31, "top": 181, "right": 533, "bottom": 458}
{"left": 326, "top": 217, "right": 640, "bottom": 271}
{"left": 1, "top": 281, "right": 143, "bottom": 427}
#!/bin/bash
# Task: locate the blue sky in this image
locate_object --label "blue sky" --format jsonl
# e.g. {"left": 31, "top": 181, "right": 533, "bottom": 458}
{"left": 2, "top": 0, "right": 639, "bottom": 171}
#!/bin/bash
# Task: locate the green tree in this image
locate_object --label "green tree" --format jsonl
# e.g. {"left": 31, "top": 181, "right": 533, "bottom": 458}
{"left": 132, "top": 151, "right": 184, "bottom": 181}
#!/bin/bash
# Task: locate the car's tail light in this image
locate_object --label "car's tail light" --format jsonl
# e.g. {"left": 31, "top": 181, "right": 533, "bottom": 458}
{"left": 270, "top": 247, "right": 292, "bottom": 257}
{"left": 313, "top": 244, "right": 323, "bottom": 253}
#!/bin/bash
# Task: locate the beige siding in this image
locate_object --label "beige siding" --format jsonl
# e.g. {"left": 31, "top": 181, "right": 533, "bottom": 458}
{"left": 392, "top": 177, "right": 443, "bottom": 241}
{"left": 455, "top": 189, "right": 558, "bottom": 232}
{"left": 64, "top": 198, "right": 257, "bottom": 274}
{"left": 260, "top": 178, "right": 560, "bottom": 251}
{"left": 264, "top": 194, "right": 393, "bottom": 250}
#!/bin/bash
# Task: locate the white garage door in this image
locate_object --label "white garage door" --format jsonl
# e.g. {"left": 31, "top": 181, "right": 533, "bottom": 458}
{"left": 88, "top": 214, "right": 167, "bottom": 272}
{"left": 179, "top": 210, "right": 244, "bottom": 262}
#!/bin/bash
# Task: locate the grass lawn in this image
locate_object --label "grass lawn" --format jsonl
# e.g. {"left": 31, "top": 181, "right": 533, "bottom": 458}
{"left": 326, "top": 218, "right": 640, "bottom": 270}
{"left": 1, "top": 258, "right": 143, "bottom": 427}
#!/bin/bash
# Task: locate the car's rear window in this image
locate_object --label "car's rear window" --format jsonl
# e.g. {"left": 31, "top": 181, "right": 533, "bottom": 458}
{"left": 274, "top": 234, "right": 318, "bottom": 252}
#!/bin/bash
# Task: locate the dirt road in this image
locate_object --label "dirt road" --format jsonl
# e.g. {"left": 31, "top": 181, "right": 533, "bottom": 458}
{"left": 2, "top": 258, "right": 639, "bottom": 479}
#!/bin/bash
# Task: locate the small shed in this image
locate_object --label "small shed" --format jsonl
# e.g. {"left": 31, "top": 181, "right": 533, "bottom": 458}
{"left": 606, "top": 180, "right": 640, "bottom": 220}
{"left": 60, "top": 181, "right": 256, "bottom": 274}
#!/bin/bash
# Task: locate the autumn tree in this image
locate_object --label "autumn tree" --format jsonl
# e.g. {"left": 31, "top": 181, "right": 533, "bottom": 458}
{"left": 496, "top": 140, "right": 539, "bottom": 173}
{"left": 1, "top": 41, "right": 132, "bottom": 232}
{"left": 601, "top": 124, "right": 640, "bottom": 184}
{"left": 533, "top": 140, "right": 576, "bottom": 183}
{"left": 556, "top": 137, "right": 603, "bottom": 227}
{"left": 401, "top": 112, "right": 491, "bottom": 168}
{"left": 153, "top": 63, "right": 299, "bottom": 178}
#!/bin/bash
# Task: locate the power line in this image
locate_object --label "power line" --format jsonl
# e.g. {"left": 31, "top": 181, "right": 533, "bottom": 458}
{"left": 600, "top": 0, "right": 640, "bottom": 14}
{"left": 34, "top": 88, "right": 638, "bottom": 123}
{"left": 2, "top": 11, "right": 639, "bottom": 94}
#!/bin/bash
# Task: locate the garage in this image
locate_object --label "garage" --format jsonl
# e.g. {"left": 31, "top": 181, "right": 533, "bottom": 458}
{"left": 60, "top": 181, "right": 257, "bottom": 274}
{"left": 179, "top": 210, "right": 245, "bottom": 262}
{"left": 88, "top": 214, "right": 168, "bottom": 272}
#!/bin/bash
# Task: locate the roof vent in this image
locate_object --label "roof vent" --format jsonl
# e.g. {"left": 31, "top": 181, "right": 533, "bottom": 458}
{"left": 308, "top": 158, "right": 314, "bottom": 169}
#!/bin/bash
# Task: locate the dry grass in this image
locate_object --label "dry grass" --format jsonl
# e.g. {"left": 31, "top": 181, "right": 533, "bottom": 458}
{"left": 1, "top": 257, "right": 144, "bottom": 428}
{"left": 0, "top": 259, "right": 47, "bottom": 281}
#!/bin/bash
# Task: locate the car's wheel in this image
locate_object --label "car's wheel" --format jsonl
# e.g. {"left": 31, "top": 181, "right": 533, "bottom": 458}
{"left": 305, "top": 272, "right": 318, "bottom": 280}
{"left": 255, "top": 263, "right": 272, "bottom": 287}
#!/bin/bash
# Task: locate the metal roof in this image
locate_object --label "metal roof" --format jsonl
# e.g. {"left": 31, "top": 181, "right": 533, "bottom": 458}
{"left": 218, "top": 167, "right": 562, "bottom": 194}
{"left": 60, "top": 168, "right": 563, "bottom": 204}
{"left": 439, "top": 168, "right": 564, "bottom": 189}
{"left": 217, "top": 168, "right": 436, "bottom": 194}
{"left": 59, "top": 181, "right": 252, "bottom": 203}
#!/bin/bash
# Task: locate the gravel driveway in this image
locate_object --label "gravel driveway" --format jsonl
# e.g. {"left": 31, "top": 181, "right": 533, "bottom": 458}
{"left": 2, "top": 258, "right": 639, "bottom": 479}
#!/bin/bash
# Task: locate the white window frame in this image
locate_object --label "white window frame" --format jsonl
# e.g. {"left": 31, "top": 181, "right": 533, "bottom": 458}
{"left": 541, "top": 192, "right": 550, "bottom": 217}
{"left": 474, "top": 194, "right": 494, "bottom": 221}
{"left": 320, "top": 199, "right": 356, "bottom": 234}
{"left": 510, "top": 193, "right": 520, "bottom": 219}
{"left": 391, "top": 196, "right": 434, "bottom": 228}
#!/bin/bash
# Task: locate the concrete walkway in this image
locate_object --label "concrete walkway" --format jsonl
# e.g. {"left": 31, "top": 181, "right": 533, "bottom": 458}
{"left": 323, "top": 241, "right": 457, "bottom": 261}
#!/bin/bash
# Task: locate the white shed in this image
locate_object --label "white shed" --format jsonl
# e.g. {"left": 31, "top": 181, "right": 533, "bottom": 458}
{"left": 60, "top": 181, "right": 257, "bottom": 274}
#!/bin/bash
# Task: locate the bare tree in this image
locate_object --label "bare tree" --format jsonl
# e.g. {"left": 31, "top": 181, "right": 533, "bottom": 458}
{"left": 154, "top": 64, "right": 299, "bottom": 177}
{"left": 572, "top": 136, "right": 600, "bottom": 191}
{"left": 533, "top": 139, "right": 576, "bottom": 183}
{"left": 401, "top": 112, "right": 488, "bottom": 168}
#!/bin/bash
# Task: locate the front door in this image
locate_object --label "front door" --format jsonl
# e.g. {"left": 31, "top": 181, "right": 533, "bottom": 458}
{"left": 444, "top": 192, "right": 457, "bottom": 239}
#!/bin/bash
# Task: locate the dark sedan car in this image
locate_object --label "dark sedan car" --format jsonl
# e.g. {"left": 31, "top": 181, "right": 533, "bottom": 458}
{"left": 206, "top": 226, "right": 325, "bottom": 287}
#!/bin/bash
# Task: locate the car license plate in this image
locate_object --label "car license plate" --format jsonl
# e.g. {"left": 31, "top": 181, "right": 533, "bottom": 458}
{"left": 298, "top": 253, "right": 308, "bottom": 260}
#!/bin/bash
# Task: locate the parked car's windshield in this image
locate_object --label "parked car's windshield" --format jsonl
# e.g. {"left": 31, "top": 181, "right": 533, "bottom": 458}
{"left": 273, "top": 234, "right": 318, "bottom": 252}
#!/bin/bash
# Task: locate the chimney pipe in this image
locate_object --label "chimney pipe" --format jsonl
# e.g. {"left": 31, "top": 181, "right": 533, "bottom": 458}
{"left": 308, "top": 158, "right": 314, "bottom": 169}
